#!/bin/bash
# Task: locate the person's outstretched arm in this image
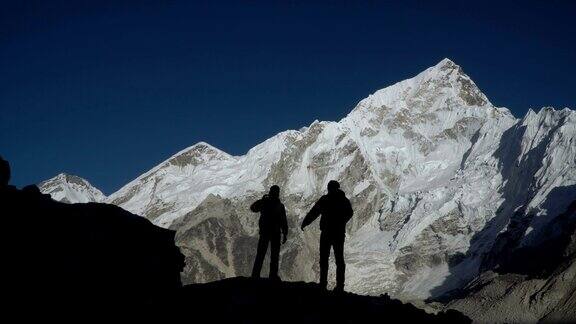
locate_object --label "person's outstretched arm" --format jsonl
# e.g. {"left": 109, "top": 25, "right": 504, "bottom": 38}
{"left": 301, "top": 198, "right": 323, "bottom": 230}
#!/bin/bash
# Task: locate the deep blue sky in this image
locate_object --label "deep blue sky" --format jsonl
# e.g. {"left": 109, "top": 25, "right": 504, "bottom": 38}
{"left": 1, "top": 0, "right": 575, "bottom": 193}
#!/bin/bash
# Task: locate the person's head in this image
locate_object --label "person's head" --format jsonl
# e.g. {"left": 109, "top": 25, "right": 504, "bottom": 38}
{"left": 327, "top": 180, "right": 340, "bottom": 194}
{"left": 0, "top": 156, "right": 10, "bottom": 187}
{"left": 269, "top": 185, "right": 280, "bottom": 199}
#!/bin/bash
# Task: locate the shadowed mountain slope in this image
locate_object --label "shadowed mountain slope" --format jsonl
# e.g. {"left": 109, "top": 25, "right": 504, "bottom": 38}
{"left": 443, "top": 200, "right": 576, "bottom": 322}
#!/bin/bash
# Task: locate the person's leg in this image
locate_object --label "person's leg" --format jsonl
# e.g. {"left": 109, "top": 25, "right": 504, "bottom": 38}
{"left": 333, "top": 234, "right": 346, "bottom": 291}
{"left": 319, "top": 232, "right": 330, "bottom": 289}
{"left": 269, "top": 233, "right": 281, "bottom": 279}
{"left": 251, "top": 234, "right": 269, "bottom": 278}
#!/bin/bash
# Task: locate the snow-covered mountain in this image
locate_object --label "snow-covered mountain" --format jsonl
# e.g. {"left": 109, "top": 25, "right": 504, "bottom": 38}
{"left": 43, "top": 58, "right": 575, "bottom": 300}
{"left": 39, "top": 173, "right": 106, "bottom": 203}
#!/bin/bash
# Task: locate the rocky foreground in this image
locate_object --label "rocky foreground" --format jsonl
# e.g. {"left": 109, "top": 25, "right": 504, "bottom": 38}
{"left": 157, "top": 277, "right": 470, "bottom": 323}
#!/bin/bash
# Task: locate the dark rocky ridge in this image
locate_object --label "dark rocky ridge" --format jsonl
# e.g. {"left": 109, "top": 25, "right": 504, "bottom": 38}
{"left": 159, "top": 277, "right": 470, "bottom": 323}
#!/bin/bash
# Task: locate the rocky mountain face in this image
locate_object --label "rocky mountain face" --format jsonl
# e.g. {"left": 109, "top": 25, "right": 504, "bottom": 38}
{"left": 444, "top": 200, "right": 576, "bottom": 322}
{"left": 42, "top": 59, "right": 576, "bottom": 302}
{"left": 39, "top": 173, "right": 106, "bottom": 203}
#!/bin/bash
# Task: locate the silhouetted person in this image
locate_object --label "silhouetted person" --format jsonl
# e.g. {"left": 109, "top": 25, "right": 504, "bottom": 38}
{"left": 251, "top": 185, "right": 288, "bottom": 280}
{"left": 301, "top": 180, "right": 353, "bottom": 292}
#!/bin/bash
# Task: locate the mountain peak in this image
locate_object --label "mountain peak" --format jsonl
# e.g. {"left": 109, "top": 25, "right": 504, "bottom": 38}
{"left": 193, "top": 141, "right": 231, "bottom": 157}
{"left": 39, "top": 173, "right": 106, "bottom": 203}
{"left": 164, "top": 142, "right": 234, "bottom": 168}
{"left": 435, "top": 57, "right": 457, "bottom": 69}
{"left": 522, "top": 106, "right": 575, "bottom": 127}
{"left": 53, "top": 173, "right": 88, "bottom": 186}
{"left": 427, "top": 58, "right": 467, "bottom": 80}
{"left": 181, "top": 141, "right": 230, "bottom": 156}
{"left": 424, "top": 57, "right": 466, "bottom": 81}
{"left": 346, "top": 58, "right": 493, "bottom": 123}
{"left": 190, "top": 141, "right": 215, "bottom": 149}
